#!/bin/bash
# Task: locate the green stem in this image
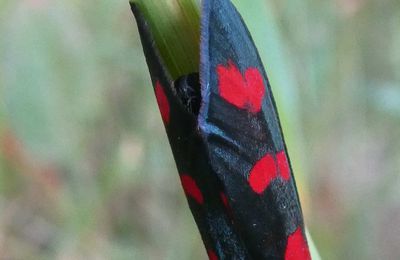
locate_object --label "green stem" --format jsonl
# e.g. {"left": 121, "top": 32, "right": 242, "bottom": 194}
{"left": 131, "top": 0, "right": 200, "bottom": 79}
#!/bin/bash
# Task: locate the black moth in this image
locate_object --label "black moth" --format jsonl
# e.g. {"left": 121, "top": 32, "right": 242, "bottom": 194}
{"left": 131, "top": 0, "right": 311, "bottom": 259}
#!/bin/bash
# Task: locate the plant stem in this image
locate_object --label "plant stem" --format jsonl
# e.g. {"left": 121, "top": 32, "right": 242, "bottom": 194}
{"left": 131, "top": 0, "right": 200, "bottom": 79}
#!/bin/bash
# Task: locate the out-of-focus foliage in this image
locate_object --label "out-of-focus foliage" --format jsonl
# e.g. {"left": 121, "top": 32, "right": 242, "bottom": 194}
{"left": 0, "top": 0, "right": 399, "bottom": 259}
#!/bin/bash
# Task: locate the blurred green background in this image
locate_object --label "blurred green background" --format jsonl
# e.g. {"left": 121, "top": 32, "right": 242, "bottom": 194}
{"left": 1, "top": 0, "right": 399, "bottom": 259}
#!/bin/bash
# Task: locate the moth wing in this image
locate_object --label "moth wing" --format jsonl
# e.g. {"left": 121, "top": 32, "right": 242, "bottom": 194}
{"left": 199, "top": 0, "right": 308, "bottom": 258}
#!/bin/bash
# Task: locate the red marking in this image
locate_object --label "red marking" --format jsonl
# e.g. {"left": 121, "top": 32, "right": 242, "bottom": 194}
{"left": 217, "top": 61, "right": 265, "bottom": 113}
{"left": 180, "top": 175, "right": 204, "bottom": 204}
{"left": 155, "top": 81, "right": 170, "bottom": 124}
{"left": 284, "top": 227, "right": 311, "bottom": 260}
{"left": 248, "top": 153, "right": 277, "bottom": 194}
{"left": 220, "top": 192, "right": 234, "bottom": 220}
{"left": 207, "top": 250, "right": 218, "bottom": 260}
{"left": 277, "top": 151, "right": 291, "bottom": 181}
{"left": 220, "top": 192, "right": 229, "bottom": 209}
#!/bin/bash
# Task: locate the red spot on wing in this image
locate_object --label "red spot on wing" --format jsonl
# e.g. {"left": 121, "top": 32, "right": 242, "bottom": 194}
{"left": 207, "top": 250, "right": 218, "bottom": 260}
{"left": 217, "top": 61, "right": 265, "bottom": 113}
{"left": 248, "top": 153, "right": 277, "bottom": 194}
{"left": 220, "top": 192, "right": 229, "bottom": 209}
{"left": 284, "top": 227, "right": 311, "bottom": 260}
{"left": 220, "top": 192, "right": 234, "bottom": 220}
{"left": 155, "top": 81, "right": 170, "bottom": 124}
{"left": 180, "top": 174, "right": 204, "bottom": 204}
{"left": 277, "top": 151, "right": 291, "bottom": 181}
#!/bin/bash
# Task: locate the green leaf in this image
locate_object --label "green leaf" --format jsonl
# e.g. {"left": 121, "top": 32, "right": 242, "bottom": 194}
{"left": 132, "top": 0, "right": 200, "bottom": 79}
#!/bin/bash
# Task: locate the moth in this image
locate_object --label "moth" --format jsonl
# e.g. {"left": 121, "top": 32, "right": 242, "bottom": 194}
{"left": 131, "top": 0, "right": 311, "bottom": 259}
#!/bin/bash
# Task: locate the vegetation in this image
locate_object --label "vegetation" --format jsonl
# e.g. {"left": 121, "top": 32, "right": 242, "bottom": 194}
{"left": 0, "top": 0, "right": 399, "bottom": 259}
